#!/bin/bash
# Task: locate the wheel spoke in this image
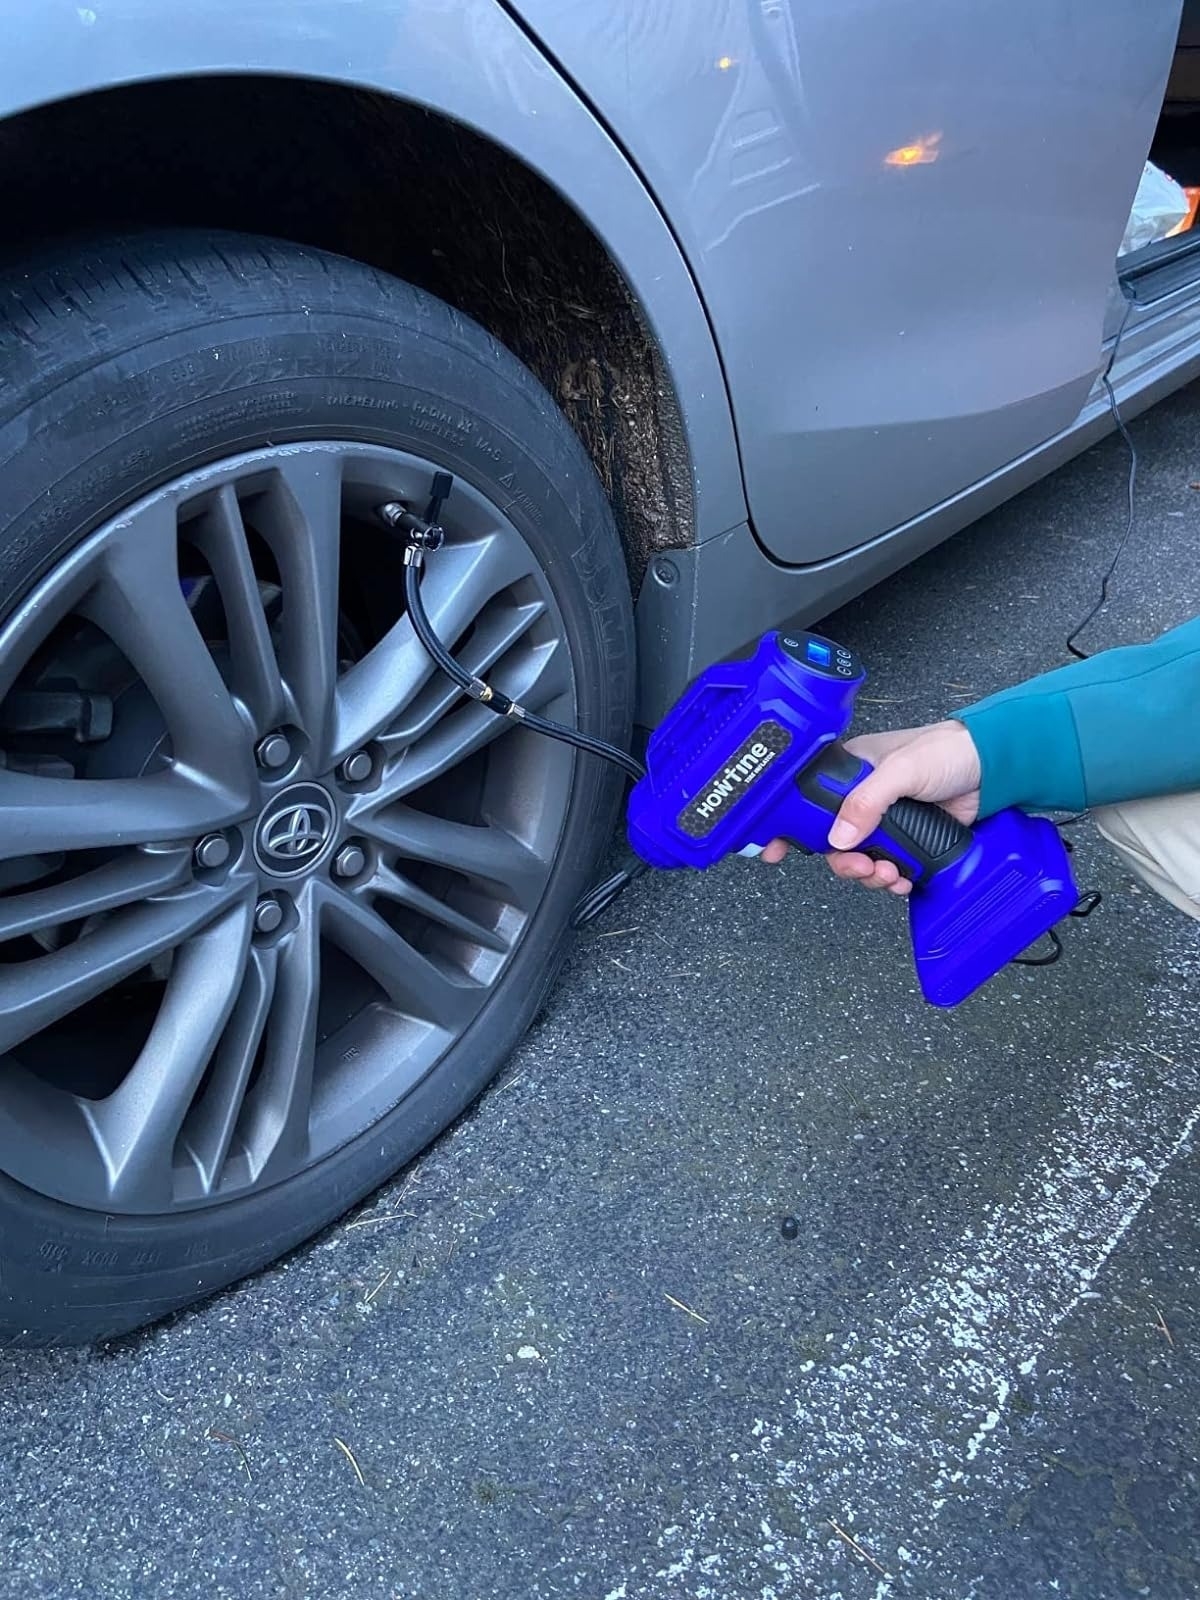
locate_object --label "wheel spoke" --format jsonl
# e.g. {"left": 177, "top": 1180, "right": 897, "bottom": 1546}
{"left": 366, "top": 861, "right": 508, "bottom": 954}
{"left": 253, "top": 453, "right": 344, "bottom": 765}
{"left": 180, "top": 944, "right": 277, "bottom": 1196}
{"left": 0, "top": 768, "right": 244, "bottom": 862}
{"left": 83, "top": 897, "right": 254, "bottom": 1208}
{"left": 0, "top": 846, "right": 191, "bottom": 942}
{"left": 0, "top": 879, "right": 247, "bottom": 1058}
{"left": 321, "top": 882, "right": 483, "bottom": 1031}
{"left": 370, "top": 636, "right": 570, "bottom": 803}
{"left": 330, "top": 533, "right": 536, "bottom": 764}
{"left": 240, "top": 896, "right": 321, "bottom": 1182}
{"left": 85, "top": 502, "right": 254, "bottom": 795}
{"left": 355, "top": 806, "right": 548, "bottom": 913}
{"left": 190, "top": 484, "right": 288, "bottom": 736}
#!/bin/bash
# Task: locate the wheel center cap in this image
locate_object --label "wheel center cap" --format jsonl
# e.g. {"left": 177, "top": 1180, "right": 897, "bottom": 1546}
{"left": 254, "top": 783, "right": 337, "bottom": 878}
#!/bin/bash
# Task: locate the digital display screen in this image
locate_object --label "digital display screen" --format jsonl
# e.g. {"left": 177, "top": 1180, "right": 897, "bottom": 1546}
{"left": 806, "top": 639, "right": 832, "bottom": 666}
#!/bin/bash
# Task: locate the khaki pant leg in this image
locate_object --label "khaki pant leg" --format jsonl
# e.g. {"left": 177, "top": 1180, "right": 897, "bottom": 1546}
{"left": 1092, "top": 792, "right": 1200, "bottom": 922}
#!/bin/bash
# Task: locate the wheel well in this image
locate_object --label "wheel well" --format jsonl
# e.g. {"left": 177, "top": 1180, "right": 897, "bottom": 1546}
{"left": 0, "top": 74, "right": 694, "bottom": 580}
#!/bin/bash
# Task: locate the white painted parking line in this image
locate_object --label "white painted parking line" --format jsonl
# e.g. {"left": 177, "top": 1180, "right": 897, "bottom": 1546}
{"left": 651, "top": 920, "right": 1200, "bottom": 1599}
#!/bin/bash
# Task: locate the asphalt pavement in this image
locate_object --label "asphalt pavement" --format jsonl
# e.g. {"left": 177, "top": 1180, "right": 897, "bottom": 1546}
{"left": 5, "top": 383, "right": 1200, "bottom": 1600}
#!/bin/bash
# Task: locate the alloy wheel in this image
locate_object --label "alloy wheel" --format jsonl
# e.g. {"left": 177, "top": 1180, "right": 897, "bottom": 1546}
{"left": 0, "top": 444, "right": 575, "bottom": 1212}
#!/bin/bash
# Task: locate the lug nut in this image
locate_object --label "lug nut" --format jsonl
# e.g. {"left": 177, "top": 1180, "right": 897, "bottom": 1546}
{"left": 194, "top": 833, "right": 230, "bottom": 871}
{"left": 254, "top": 896, "right": 284, "bottom": 935}
{"left": 332, "top": 843, "right": 366, "bottom": 880}
{"left": 339, "top": 750, "right": 373, "bottom": 784}
{"left": 256, "top": 732, "right": 291, "bottom": 771}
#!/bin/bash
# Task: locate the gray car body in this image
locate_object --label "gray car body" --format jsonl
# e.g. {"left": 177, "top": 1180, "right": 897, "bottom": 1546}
{"left": 0, "top": 0, "right": 1193, "bottom": 720}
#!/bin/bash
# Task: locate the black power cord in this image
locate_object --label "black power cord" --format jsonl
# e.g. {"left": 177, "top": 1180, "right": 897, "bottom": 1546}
{"left": 1023, "top": 293, "right": 1144, "bottom": 945}
{"left": 1010, "top": 889, "right": 1103, "bottom": 968}
{"left": 1065, "top": 293, "right": 1139, "bottom": 661}
{"left": 569, "top": 856, "right": 650, "bottom": 927}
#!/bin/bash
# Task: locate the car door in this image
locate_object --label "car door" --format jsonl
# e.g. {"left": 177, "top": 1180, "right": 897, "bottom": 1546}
{"left": 508, "top": 0, "right": 1182, "bottom": 563}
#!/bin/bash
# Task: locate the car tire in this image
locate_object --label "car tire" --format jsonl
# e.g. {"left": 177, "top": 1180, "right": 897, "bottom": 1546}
{"left": 0, "top": 231, "right": 634, "bottom": 1345}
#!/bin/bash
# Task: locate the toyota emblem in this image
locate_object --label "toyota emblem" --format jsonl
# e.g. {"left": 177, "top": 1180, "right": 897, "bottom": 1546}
{"left": 254, "top": 784, "right": 336, "bottom": 877}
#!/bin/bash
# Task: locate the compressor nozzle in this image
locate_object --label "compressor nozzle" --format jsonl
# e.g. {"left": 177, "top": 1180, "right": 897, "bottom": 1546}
{"left": 379, "top": 472, "right": 455, "bottom": 562}
{"left": 378, "top": 500, "right": 446, "bottom": 562}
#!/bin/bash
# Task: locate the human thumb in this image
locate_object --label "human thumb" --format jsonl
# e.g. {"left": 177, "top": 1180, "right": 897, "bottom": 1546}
{"left": 827, "top": 756, "right": 913, "bottom": 850}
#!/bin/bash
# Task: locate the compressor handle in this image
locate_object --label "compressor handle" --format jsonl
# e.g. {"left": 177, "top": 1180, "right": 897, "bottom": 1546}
{"left": 797, "top": 742, "right": 973, "bottom": 884}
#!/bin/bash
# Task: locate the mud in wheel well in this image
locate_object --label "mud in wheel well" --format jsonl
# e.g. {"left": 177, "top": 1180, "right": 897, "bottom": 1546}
{"left": 0, "top": 75, "right": 694, "bottom": 582}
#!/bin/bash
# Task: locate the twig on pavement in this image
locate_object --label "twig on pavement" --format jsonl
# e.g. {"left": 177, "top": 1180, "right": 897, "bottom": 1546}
{"left": 664, "top": 1293, "right": 708, "bottom": 1326}
{"left": 827, "top": 1519, "right": 888, "bottom": 1577}
{"left": 334, "top": 1436, "right": 366, "bottom": 1486}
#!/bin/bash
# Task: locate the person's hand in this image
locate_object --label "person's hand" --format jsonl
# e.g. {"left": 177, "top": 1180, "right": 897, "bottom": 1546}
{"left": 760, "top": 721, "right": 982, "bottom": 896}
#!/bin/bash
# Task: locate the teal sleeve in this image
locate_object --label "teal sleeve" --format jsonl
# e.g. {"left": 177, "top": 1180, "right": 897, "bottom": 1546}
{"left": 955, "top": 616, "right": 1200, "bottom": 817}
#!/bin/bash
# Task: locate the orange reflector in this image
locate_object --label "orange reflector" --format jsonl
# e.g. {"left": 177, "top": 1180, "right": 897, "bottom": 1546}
{"left": 1168, "top": 186, "right": 1200, "bottom": 237}
{"left": 885, "top": 133, "right": 941, "bottom": 168}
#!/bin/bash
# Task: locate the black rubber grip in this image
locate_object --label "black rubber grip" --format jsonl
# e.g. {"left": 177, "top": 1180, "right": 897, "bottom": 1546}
{"left": 798, "top": 742, "right": 972, "bottom": 882}
{"left": 876, "top": 794, "right": 972, "bottom": 878}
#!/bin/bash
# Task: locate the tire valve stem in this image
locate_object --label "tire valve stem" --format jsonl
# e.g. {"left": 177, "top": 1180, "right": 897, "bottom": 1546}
{"left": 378, "top": 470, "right": 455, "bottom": 566}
